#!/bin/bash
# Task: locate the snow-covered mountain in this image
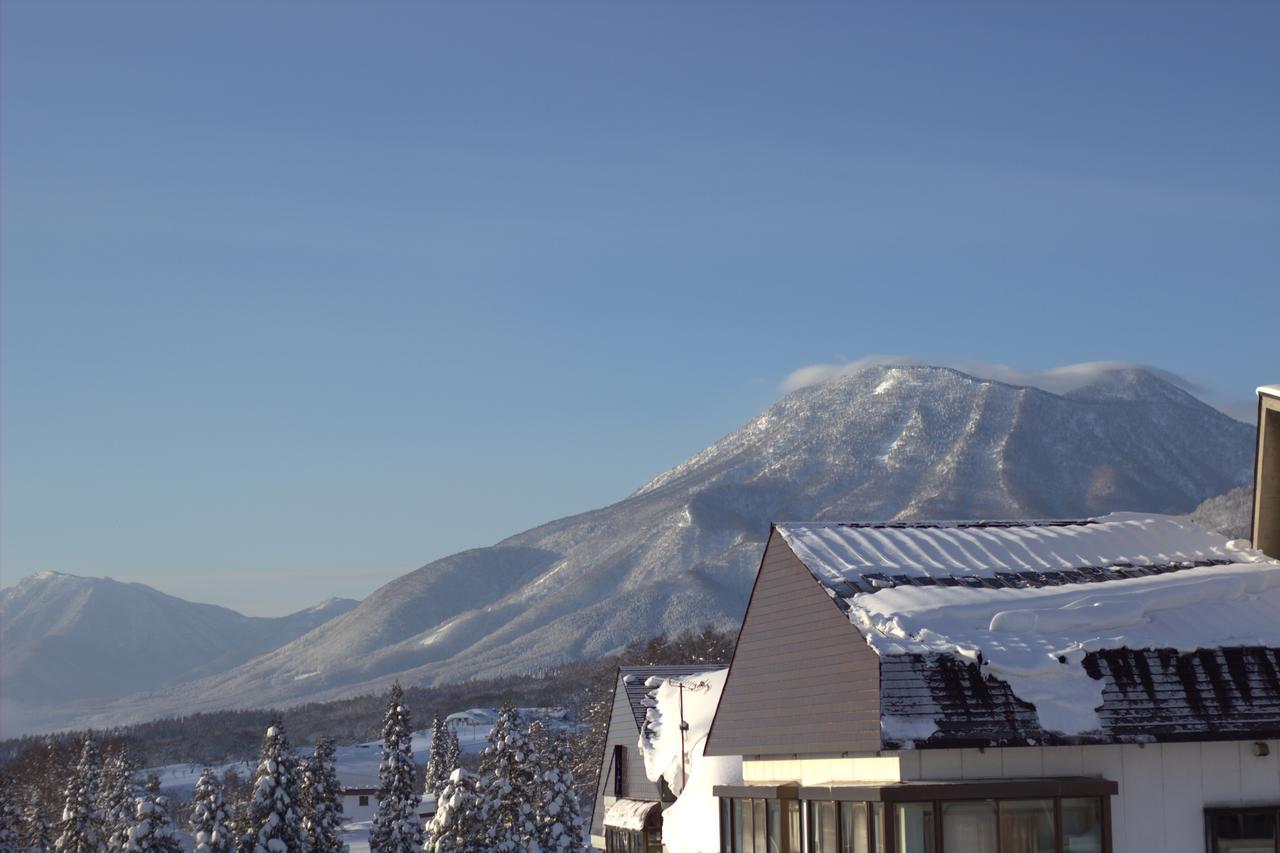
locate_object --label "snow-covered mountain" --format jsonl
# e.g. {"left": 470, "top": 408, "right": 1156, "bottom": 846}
{"left": 12, "top": 365, "right": 1255, "bottom": 734}
{"left": 0, "top": 572, "right": 356, "bottom": 734}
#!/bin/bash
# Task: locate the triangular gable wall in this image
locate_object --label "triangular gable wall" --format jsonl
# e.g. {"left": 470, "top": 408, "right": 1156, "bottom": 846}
{"left": 704, "top": 527, "right": 881, "bottom": 758}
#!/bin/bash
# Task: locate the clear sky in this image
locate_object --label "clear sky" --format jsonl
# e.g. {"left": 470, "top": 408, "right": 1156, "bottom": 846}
{"left": 3, "top": 2, "right": 1277, "bottom": 614}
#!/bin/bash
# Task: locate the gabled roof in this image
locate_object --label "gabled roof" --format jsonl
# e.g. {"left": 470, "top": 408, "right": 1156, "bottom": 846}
{"left": 619, "top": 664, "right": 729, "bottom": 732}
{"left": 774, "top": 513, "right": 1280, "bottom": 746}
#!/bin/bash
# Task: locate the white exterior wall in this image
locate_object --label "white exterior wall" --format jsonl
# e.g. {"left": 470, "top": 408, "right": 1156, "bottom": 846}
{"left": 342, "top": 792, "right": 378, "bottom": 822}
{"left": 745, "top": 740, "right": 1280, "bottom": 853}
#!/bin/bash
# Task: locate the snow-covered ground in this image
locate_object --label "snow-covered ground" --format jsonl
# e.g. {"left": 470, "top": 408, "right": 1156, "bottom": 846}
{"left": 344, "top": 820, "right": 372, "bottom": 853}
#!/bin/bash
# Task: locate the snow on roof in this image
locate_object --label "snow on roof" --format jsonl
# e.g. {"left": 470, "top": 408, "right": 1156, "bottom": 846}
{"left": 603, "top": 798, "right": 660, "bottom": 830}
{"left": 618, "top": 665, "right": 729, "bottom": 732}
{"left": 778, "top": 513, "right": 1280, "bottom": 739}
{"left": 775, "top": 513, "right": 1239, "bottom": 586}
{"left": 636, "top": 669, "right": 741, "bottom": 853}
{"left": 1259, "top": 385, "right": 1280, "bottom": 400}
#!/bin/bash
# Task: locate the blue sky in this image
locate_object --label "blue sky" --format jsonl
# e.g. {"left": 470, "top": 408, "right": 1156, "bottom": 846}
{"left": 3, "top": 2, "right": 1277, "bottom": 614}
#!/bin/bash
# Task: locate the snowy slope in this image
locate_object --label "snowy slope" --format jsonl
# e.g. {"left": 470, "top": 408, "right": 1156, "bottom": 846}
{"left": 0, "top": 573, "right": 356, "bottom": 735}
{"left": 21, "top": 365, "right": 1254, "bottom": 734}
{"left": 1190, "top": 484, "right": 1253, "bottom": 540}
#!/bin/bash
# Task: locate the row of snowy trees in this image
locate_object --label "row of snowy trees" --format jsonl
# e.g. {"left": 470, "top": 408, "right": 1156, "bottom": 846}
{"left": 0, "top": 724, "right": 350, "bottom": 853}
{"left": 3, "top": 682, "right": 590, "bottom": 853}
{"left": 426, "top": 703, "right": 585, "bottom": 853}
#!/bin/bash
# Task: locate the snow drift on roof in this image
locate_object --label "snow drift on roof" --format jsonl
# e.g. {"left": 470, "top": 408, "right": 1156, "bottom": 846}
{"left": 776, "top": 513, "right": 1238, "bottom": 582}
{"left": 603, "top": 798, "right": 660, "bottom": 831}
{"left": 637, "top": 669, "right": 741, "bottom": 853}
{"left": 779, "top": 513, "right": 1280, "bottom": 737}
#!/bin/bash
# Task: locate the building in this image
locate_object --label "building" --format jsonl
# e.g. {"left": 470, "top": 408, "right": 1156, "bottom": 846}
{"left": 1254, "top": 385, "right": 1279, "bottom": 559}
{"left": 703, "top": 386, "right": 1280, "bottom": 853}
{"left": 590, "top": 664, "right": 729, "bottom": 852}
{"left": 341, "top": 785, "right": 379, "bottom": 822}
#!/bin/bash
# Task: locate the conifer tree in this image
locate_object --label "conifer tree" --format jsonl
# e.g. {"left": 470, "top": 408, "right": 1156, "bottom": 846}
{"left": 97, "top": 746, "right": 137, "bottom": 850}
{"left": 0, "top": 780, "right": 22, "bottom": 851}
{"left": 299, "top": 740, "right": 346, "bottom": 853}
{"left": 190, "top": 768, "right": 235, "bottom": 853}
{"left": 370, "top": 683, "right": 423, "bottom": 853}
{"left": 422, "top": 717, "right": 449, "bottom": 800}
{"left": 238, "top": 721, "right": 304, "bottom": 853}
{"left": 529, "top": 727, "right": 586, "bottom": 852}
{"left": 22, "top": 791, "right": 54, "bottom": 853}
{"left": 442, "top": 731, "right": 460, "bottom": 784}
{"left": 476, "top": 705, "right": 536, "bottom": 851}
{"left": 121, "top": 779, "right": 181, "bottom": 853}
{"left": 54, "top": 734, "right": 105, "bottom": 853}
{"left": 423, "top": 769, "right": 483, "bottom": 853}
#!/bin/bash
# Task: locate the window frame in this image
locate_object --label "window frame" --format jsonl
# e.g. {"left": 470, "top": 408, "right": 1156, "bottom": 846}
{"left": 1204, "top": 806, "right": 1280, "bottom": 853}
{"left": 720, "top": 796, "right": 803, "bottom": 853}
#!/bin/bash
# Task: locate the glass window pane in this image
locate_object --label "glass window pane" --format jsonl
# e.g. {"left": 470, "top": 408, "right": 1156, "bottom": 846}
{"left": 722, "top": 799, "right": 734, "bottom": 853}
{"left": 767, "top": 800, "right": 782, "bottom": 853}
{"left": 787, "top": 800, "right": 801, "bottom": 853}
{"left": 943, "top": 800, "right": 997, "bottom": 853}
{"left": 894, "top": 803, "right": 936, "bottom": 853}
{"left": 1061, "top": 798, "right": 1103, "bottom": 853}
{"left": 742, "top": 799, "right": 756, "bottom": 853}
{"left": 755, "top": 799, "right": 768, "bottom": 853}
{"left": 1212, "top": 811, "right": 1277, "bottom": 853}
{"left": 813, "top": 802, "right": 838, "bottom": 853}
{"left": 871, "top": 803, "right": 885, "bottom": 853}
{"left": 999, "top": 800, "right": 1054, "bottom": 853}
{"left": 735, "top": 799, "right": 746, "bottom": 853}
{"left": 840, "top": 802, "right": 870, "bottom": 853}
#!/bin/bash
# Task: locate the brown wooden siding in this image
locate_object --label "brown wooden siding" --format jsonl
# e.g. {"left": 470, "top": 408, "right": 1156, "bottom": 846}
{"left": 589, "top": 675, "right": 661, "bottom": 838}
{"left": 703, "top": 527, "right": 882, "bottom": 758}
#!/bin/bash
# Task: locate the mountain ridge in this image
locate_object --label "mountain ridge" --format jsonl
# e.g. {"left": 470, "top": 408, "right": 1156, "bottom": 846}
{"left": 4, "top": 364, "right": 1255, "bottom": 735}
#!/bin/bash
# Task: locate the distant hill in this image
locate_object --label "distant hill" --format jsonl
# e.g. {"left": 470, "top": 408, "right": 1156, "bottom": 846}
{"left": 1190, "top": 484, "right": 1254, "bottom": 541}
{"left": 39, "top": 363, "right": 1252, "bottom": 736}
{"left": 0, "top": 572, "right": 356, "bottom": 736}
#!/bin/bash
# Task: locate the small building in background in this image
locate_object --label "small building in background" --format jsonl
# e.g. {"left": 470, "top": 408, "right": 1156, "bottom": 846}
{"left": 340, "top": 785, "right": 379, "bottom": 823}
{"left": 589, "top": 664, "right": 728, "bottom": 852}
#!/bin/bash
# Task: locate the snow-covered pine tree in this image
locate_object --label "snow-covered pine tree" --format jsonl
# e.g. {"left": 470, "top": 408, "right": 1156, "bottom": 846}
{"left": 370, "top": 682, "right": 423, "bottom": 853}
{"left": 422, "top": 717, "right": 449, "bottom": 800}
{"left": 238, "top": 721, "right": 304, "bottom": 853}
{"left": 299, "top": 739, "right": 346, "bottom": 853}
{"left": 442, "top": 730, "right": 460, "bottom": 783}
{"left": 54, "top": 733, "right": 105, "bottom": 853}
{"left": 0, "top": 779, "right": 22, "bottom": 851}
{"left": 22, "top": 791, "right": 54, "bottom": 853}
{"left": 121, "top": 779, "right": 181, "bottom": 853}
{"left": 423, "top": 769, "right": 483, "bottom": 853}
{"left": 97, "top": 745, "right": 137, "bottom": 849}
{"left": 190, "top": 768, "right": 234, "bottom": 853}
{"left": 529, "top": 727, "right": 586, "bottom": 852}
{"left": 476, "top": 705, "right": 536, "bottom": 851}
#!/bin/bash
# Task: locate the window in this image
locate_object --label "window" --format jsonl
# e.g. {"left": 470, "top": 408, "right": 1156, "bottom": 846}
{"left": 806, "top": 800, "right": 874, "bottom": 853}
{"left": 998, "top": 800, "right": 1054, "bottom": 853}
{"left": 894, "top": 802, "right": 936, "bottom": 853}
{"left": 943, "top": 801, "right": 997, "bottom": 853}
{"left": 613, "top": 745, "right": 626, "bottom": 797}
{"left": 1061, "top": 798, "right": 1103, "bottom": 853}
{"left": 358, "top": 795, "right": 369, "bottom": 807}
{"left": 840, "top": 802, "right": 870, "bottom": 853}
{"left": 605, "top": 827, "right": 652, "bottom": 853}
{"left": 1207, "top": 809, "right": 1278, "bottom": 853}
{"left": 719, "top": 797, "right": 801, "bottom": 853}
